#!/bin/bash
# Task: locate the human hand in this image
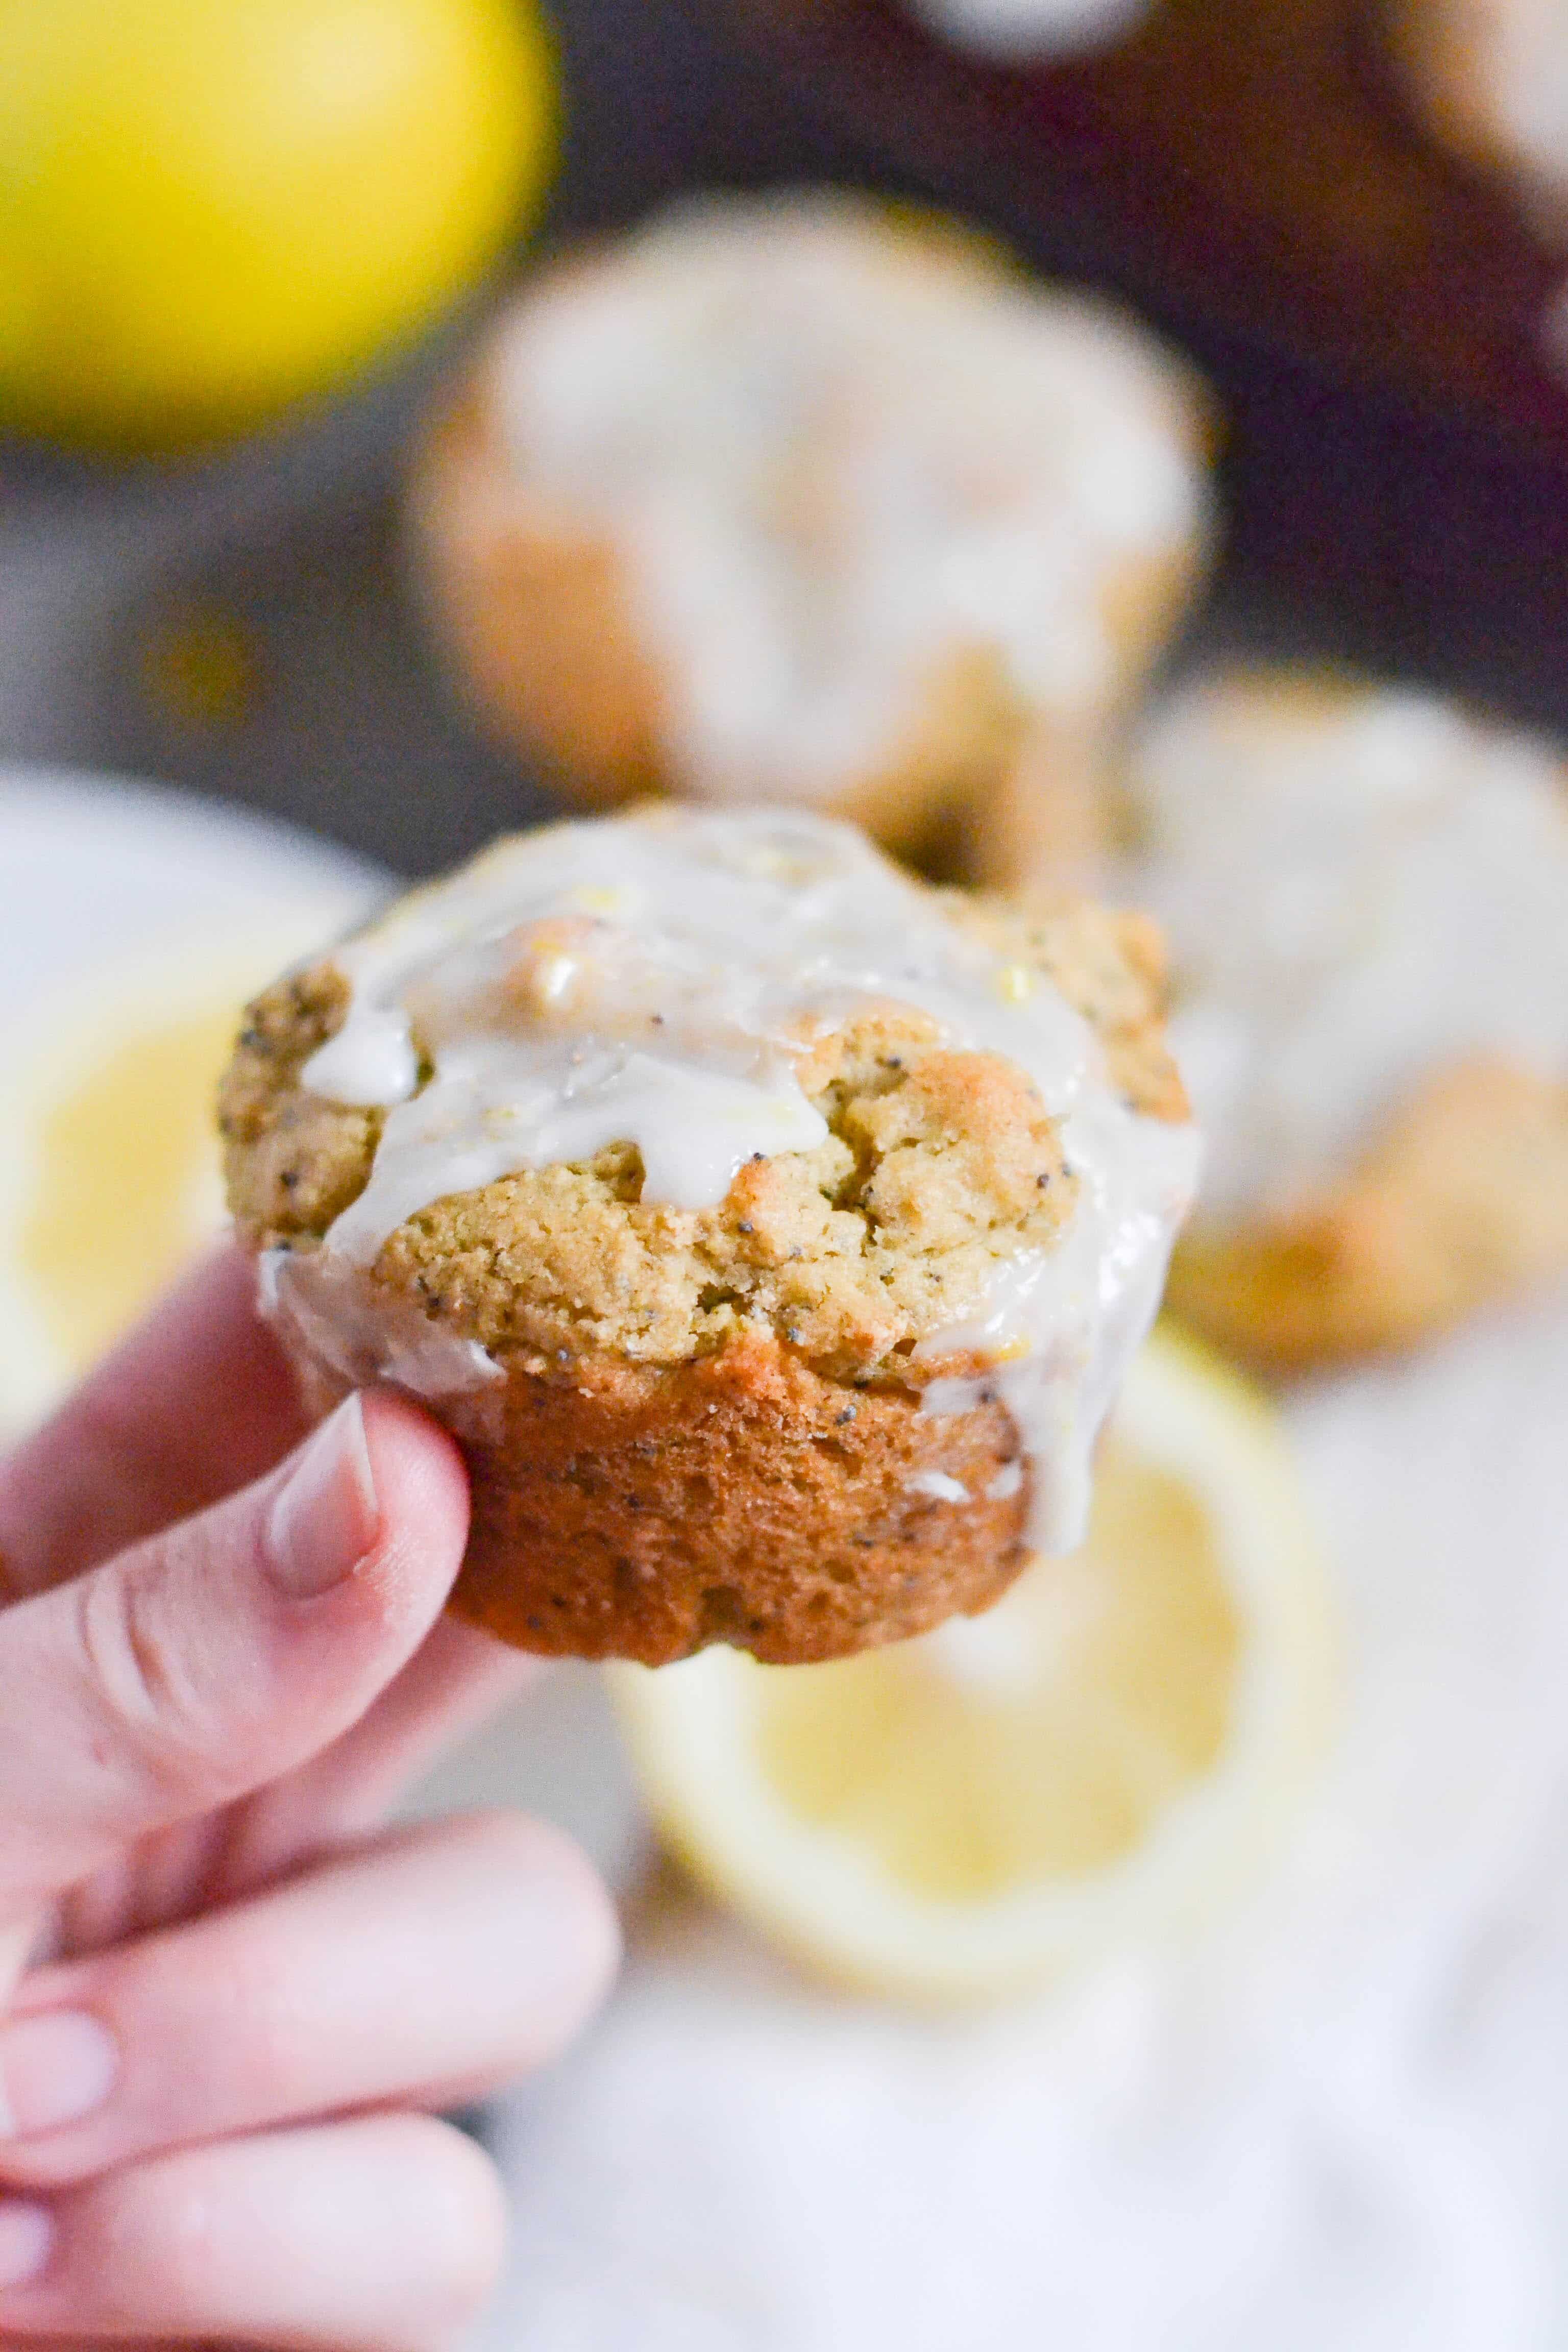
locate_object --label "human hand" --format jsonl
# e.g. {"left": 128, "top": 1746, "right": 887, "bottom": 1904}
{"left": 0, "top": 1246, "right": 619, "bottom": 2348}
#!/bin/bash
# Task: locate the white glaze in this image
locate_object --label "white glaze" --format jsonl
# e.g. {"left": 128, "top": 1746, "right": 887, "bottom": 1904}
{"left": 906, "top": 1468, "right": 972, "bottom": 1503}
{"left": 299, "top": 806, "right": 1196, "bottom": 1554}
{"left": 492, "top": 194, "right": 1205, "bottom": 806}
{"left": 1121, "top": 681, "right": 1568, "bottom": 1218}
{"left": 259, "top": 1245, "right": 504, "bottom": 1437}
{"left": 918, "top": 1098, "right": 1195, "bottom": 1552}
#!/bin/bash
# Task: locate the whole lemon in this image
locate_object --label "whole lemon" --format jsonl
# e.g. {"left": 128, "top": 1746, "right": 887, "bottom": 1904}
{"left": 0, "top": 0, "right": 556, "bottom": 450}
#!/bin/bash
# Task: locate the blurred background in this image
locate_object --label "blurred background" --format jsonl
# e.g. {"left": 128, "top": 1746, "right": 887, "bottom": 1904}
{"left": 3, "top": 1, "right": 1567, "bottom": 2345}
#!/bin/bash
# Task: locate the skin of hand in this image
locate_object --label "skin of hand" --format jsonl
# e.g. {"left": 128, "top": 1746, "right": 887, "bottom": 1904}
{"left": 0, "top": 1245, "right": 621, "bottom": 2350}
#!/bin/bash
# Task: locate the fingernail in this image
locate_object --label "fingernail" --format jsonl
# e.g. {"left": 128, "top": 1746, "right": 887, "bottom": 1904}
{"left": 0, "top": 2012, "right": 118, "bottom": 2140}
{"left": 0, "top": 2201, "right": 52, "bottom": 2289}
{"left": 265, "top": 1393, "right": 379, "bottom": 1600}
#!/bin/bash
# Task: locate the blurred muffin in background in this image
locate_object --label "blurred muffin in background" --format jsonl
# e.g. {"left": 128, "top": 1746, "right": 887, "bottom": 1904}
{"left": 408, "top": 190, "right": 1214, "bottom": 884}
{"left": 1117, "top": 670, "right": 1568, "bottom": 1367}
{"left": 1394, "top": 0, "right": 1568, "bottom": 235}
{"left": 903, "top": 0, "right": 1153, "bottom": 61}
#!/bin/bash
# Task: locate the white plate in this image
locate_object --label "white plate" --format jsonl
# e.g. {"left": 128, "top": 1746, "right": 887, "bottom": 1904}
{"left": 0, "top": 768, "right": 382, "bottom": 1431}
{"left": 0, "top": 765, "right": 385, "bottom": 1012}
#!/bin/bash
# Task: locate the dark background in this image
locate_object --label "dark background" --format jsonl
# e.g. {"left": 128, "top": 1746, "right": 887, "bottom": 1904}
{"left": 3, "top": 0, "right": 1563, "bottom": 882}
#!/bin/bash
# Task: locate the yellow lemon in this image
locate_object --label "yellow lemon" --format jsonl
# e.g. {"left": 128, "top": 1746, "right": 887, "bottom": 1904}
{"left": 609, "top": 1329, "right": 1335, "bottom": 2001}
{"left": 0, "top": 0, "right": 556, "bottom": 449}
{"left": 0, "top": 906, "right": 359, "bottom": 1433}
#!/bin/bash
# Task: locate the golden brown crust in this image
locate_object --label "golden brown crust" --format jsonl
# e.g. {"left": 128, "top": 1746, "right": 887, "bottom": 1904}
{"left": 217, "top": 963, "right": 381, "bottom": 1238}
{"left": 968, "top": 524, "right": 1217, "bottom": 895}
{"left": 286, "top": 1328, "right": 1030, "bottom": 1664}
{"left": 1167, "top": 1057, "right": 1568, "bottom": 1369}
{"left": 967, "top": 716, "right": 1118, "bottom": 894}
{"left": 405, "top": 211, "right": 1213, "bottom": 886}
{"left": 828, "top": 641, "right": 1037, "bottom": 873}
{"left": 956, "top": 895, "right": 1191, "bottom": 1125}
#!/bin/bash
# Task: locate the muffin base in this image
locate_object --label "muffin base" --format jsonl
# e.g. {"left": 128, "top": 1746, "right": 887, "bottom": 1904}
{"left": 283, "top": 1320, "right": 1033, "bottom": 1665}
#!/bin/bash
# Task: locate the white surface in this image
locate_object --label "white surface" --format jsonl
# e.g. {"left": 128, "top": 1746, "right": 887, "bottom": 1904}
{"left": 0, "top": 766, "right": 384, "bottom": 1008}
{"left": 478, "top": 1283, "right": 1568, "bottom": 2351}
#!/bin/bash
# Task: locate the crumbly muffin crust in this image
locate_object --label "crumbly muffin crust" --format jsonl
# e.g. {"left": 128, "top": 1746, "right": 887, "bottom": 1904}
{"left": 221, "top": 892, "right": 1185, "bottom": 1384}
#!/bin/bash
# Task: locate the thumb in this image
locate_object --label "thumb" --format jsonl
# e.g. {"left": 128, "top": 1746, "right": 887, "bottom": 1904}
{"left": 0, "top": 1392, "right": 471, "bottom": 1918}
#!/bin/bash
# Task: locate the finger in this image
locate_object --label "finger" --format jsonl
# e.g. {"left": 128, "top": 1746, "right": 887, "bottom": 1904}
{"left": 52, "top": 1815, "right": 233, "bottom": 1962}
{"left": 204, "top": 1618, "right": 541, "bottom": 1906}
{"left": 0, "top": 1812, "right": 619, "bottom": 2187}
{"left": 0, "top": 2114, "right": 507, "bottom": 2349}
{"left": 0, "top": 1244, "right": 306, "bottom": 1603}
{"left": 0, "top": 1390, "right": 469, "bottom": 1916}
{"left": 45, "top": 1629, "right": 540, "bottom": 1960}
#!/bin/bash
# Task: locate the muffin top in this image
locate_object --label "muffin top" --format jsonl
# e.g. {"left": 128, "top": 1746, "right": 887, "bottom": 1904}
{"left": 479, "top": 190, "right": 1210, "bottom": 803}
{"left": 1120, "top": 670, "right": 1568, "bottom": 1218}
{"left": 223, "top": 806, "right": 1196, "bottom": 1550}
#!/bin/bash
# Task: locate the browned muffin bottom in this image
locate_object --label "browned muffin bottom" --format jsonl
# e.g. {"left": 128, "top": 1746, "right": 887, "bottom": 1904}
{"left": 221, "top": 889, "right": 1186, "bottom": 1663}
{"left": 281, "top": 1329, "right": 1029, "bottom": 1663}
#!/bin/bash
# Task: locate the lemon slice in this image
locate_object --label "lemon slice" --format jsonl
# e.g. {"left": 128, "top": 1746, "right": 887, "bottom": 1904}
{"left": 608, "top": 1328, "right": 1335, "bottom": 2000}
{"left": 0, "top": 904, "right": 359, "bottom": 1433}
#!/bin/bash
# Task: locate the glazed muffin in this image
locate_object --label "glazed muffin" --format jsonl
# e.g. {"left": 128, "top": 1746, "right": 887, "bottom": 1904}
{"left": 220, "top": 806, "right": 1197, "bottom": 1665}
{"left": 1394, "top": 0, "right": 1568, "bottom": 233}
{"left": 408, "top": 190, "right": 1214, "bottom": 887}
{"left": 1117, "top": 670, "right": 1568, "bottom": 1368}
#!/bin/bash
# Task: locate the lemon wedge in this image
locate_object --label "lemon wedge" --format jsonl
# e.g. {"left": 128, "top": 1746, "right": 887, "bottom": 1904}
{"left": 0, "top": 906, "right": 358, "bottom": 1434}
{"left": 608, "top": 1328, "right": 1335, "bottom": 2000}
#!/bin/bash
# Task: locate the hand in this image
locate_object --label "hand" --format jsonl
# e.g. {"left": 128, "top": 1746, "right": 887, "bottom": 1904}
{"left": 0, "top": 1246, "right": 619, "bottom": 2349}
